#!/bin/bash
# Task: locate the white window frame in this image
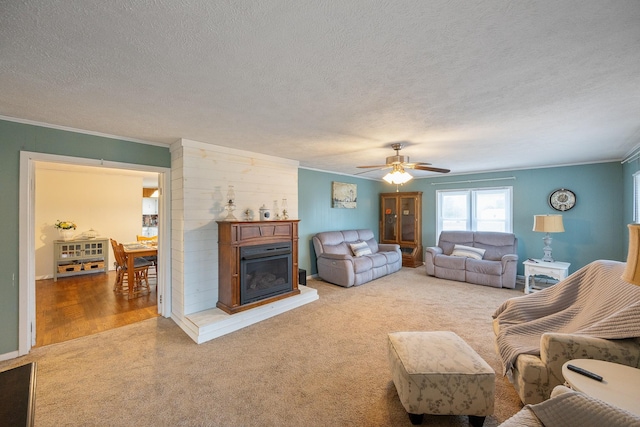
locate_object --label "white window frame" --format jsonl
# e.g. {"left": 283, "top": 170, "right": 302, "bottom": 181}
{"left": 436, "top": 186, "right": 513, "bottom": 242}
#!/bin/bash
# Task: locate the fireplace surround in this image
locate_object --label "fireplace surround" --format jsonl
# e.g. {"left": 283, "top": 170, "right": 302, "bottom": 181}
{"left": 217, "top": 220, "right": 300, "bottom": 314}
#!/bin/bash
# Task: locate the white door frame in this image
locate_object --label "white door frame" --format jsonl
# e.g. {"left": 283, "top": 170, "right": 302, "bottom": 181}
{"left": 18, "top": 151, "right": 171, "bottom": 355}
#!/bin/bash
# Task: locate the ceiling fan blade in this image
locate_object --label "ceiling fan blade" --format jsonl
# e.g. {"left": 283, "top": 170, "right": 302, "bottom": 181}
{"left": 413, "top": 165, "right": 451, "bottom": 173}
{"left": 356, "top": 143, "right": 449, "bottom": 174}
{"left": 404, "top": 162, "right": 432, "bottom": 169}
{"left": 354, "top": 166, "right": 391, "bottom": 175}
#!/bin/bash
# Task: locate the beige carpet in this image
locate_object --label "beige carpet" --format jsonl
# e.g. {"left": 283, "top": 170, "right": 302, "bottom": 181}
{"left": 1, "top": 268, "right": 524, "bottom": 426}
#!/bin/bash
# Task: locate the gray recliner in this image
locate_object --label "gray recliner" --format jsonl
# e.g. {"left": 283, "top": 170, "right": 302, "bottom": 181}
{"left": 312, "top": 229, "right": 401, "bottom": 287}
{"left": 425, "top": 231, "right": 518, "bottom": 288}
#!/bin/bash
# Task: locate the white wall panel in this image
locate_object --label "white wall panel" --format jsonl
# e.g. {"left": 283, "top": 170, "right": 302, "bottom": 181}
{"left": 171, "top": 138, "right": 299, "bottom": 317}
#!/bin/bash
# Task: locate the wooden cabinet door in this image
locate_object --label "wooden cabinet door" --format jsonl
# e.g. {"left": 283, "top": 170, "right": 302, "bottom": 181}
{"left": 380, "top": 195, "right": 398, "bottom": 243}
{"left": 399, "top": 195, "right": 418, "bottom": 244}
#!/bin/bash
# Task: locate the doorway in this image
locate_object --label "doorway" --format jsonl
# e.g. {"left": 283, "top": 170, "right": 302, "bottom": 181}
{"left": 34, "top": 162, "right": 161, "bottom": 346}
{"left": 19, "top": 151, "right": 171, "bottom": 355}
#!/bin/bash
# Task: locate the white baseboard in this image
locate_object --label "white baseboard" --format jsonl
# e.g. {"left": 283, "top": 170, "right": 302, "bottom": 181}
{"left": 0, "top": 350, "right": 20, "bottom": 362}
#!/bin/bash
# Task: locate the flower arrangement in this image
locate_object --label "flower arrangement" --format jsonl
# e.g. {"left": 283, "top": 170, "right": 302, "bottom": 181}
{"left": 54, "top": 220, "right": 77, "bottom": 230}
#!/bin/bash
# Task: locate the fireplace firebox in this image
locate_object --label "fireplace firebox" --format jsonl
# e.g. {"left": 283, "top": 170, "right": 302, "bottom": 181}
{"left": 240, "top": 242, "right": 292, "bottom": 305}
{"left": 217, "top": 220, "right": 300, "bottom": 314}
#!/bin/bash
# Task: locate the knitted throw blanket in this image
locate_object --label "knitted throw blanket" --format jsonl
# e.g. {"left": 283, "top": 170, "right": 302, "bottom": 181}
{"left": 530, "top": 388, "right": 640, "bottom": 426}
{"left": 493, "top": 260, "right": 640, "bottom": 375}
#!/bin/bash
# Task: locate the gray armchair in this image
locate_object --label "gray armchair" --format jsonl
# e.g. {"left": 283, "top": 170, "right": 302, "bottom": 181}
{"left": 493, "top": 260, "right": 640, "bottom": 405}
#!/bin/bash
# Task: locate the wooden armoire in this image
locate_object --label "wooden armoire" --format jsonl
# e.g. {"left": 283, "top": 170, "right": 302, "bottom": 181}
{"left": 379, "top": 191, "right": 423, "bottom": 267}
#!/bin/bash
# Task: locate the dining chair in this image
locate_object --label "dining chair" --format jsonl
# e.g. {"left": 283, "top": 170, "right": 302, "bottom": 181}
{"left": 110, "top": 239, "right": 152, "bottom": 297}
{"left": 136, "top": 235, "right": 158, "bottom": 283}
{"left": 136, "top": 235, "right": 157, "bottom": 243}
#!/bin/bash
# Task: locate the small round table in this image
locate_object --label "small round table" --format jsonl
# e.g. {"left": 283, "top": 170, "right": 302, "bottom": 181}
{"left": 562, "top": 359, "right": 640, "bottom": 416}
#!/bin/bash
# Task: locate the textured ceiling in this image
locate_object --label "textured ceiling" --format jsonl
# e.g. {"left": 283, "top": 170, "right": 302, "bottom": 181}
{"left": 1, "top": 1, "right": 639, "bottom": 179}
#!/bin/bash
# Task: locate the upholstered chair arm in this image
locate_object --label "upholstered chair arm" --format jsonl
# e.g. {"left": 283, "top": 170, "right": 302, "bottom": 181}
{"left": 498, "top": 254, "right": 518, "bottom": 288}
{"left": 425, "top": 246, "right": 442, "bottom": 276}
{"left": 540, "top": 333, "right": 640, "bottom": 388}
{"left": 426, "top": 246, "right": 443, "bottom": 255}
{"left": 500, "top": 254, "right": 518, "bottom": 269}
{"left": 511, "top": 353, "right": 552, "bottom": 405}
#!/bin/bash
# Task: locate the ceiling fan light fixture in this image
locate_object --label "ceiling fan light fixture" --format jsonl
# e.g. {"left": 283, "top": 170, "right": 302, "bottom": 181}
{"left": 383, "top": 167, "right": 413, "bottom": 185}
{"left": 356, "top": 143, "right": 450, "bottom": 179}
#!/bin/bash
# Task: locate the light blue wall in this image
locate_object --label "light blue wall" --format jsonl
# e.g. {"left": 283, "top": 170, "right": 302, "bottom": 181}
{"left": 0, "top": 119, "right": 170, "bottom": 356}
{"left": 2, "top": 117, "right": 634, "bottom": 356}
{"left": 297, "top": 169, "right": 380, "bottom": 274}
{"left": 300, "top": 162, "right": 627, "bottom": 278}
{"left": 402, "top": 163, "right": 625, "bottom": 275}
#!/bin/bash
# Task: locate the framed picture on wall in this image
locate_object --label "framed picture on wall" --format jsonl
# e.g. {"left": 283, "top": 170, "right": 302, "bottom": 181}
{"left": 332, "top": 182, "right": 357, "bottom": 208}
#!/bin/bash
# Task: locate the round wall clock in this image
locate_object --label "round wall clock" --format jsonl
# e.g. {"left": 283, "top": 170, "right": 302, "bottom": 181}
{"left": 549, "top": 188, "right": 576, "bottom": 211}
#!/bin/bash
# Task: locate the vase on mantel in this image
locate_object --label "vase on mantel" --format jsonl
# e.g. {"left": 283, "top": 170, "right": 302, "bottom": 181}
{"left": 58, "top": 229, "right": 75, "bottom": 241}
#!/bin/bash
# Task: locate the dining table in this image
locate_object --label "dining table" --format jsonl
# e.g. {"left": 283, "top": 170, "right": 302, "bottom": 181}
{"left": 122, "top": 242, "right": 158, "bottom": 298}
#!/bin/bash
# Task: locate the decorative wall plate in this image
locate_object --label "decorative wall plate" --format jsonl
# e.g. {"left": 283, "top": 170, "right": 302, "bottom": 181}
{"left": 549, "top": 188, "right": 576, "bottom": 211}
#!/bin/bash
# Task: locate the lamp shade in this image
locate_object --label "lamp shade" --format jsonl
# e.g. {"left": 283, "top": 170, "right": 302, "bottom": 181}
{"left": 622, "top": 224, "right": 640, "bottom": 285}
{"left": 532, "top": 215, "right": 565, "bottom": 233}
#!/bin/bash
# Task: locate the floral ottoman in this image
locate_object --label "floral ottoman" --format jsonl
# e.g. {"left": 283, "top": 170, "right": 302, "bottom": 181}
{"left": 387, "top": 331, "right": 495, "bottom": 426}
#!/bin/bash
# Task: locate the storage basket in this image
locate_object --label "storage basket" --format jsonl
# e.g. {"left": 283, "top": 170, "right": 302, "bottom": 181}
{"left": 58, "top": 263, "right": 82, "bottom": 273}
{"left": 83, "top": 261, "right": 105, "bottom": 271}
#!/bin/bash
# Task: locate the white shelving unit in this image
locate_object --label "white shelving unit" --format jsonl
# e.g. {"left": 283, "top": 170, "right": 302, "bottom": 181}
{"left": 53, "top": 238, "right": 109, "bottom": 281}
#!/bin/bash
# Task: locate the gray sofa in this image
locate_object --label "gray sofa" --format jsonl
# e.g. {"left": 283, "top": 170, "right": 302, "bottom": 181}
{"left": 425, "top": 230, "right": 518, "bottom": 288}
{"left": 312, "top": 229, "right": 402, "bottom": 287}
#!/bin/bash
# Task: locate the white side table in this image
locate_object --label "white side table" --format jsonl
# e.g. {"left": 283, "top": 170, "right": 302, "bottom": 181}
{"left": 562, "top": 359, "right": 640, "bottom": 416}
{"left": 523, "top": 259, "right": 570, "bottom": 294}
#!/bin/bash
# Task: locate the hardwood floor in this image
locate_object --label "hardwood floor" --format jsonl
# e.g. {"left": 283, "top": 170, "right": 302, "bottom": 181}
{"left": 36, "top": 271, "right": 159, "bottom": 347}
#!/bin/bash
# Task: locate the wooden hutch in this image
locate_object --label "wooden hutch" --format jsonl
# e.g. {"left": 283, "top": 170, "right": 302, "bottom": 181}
{"left": 380, "top": 191, "right": 423, "bottom": 267}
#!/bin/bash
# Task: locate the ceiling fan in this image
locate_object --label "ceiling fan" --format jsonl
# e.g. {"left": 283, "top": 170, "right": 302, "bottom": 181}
{"left": 357, "top": 143, "right": 450, "bottom": 184}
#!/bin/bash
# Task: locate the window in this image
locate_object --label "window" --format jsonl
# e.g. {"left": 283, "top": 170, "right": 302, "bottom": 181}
{"left": 437, "top": 187, "right": 513, "bottom": 239}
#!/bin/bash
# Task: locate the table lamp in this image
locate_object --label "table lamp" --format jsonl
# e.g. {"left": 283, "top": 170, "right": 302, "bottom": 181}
{"left": 622, "top": 224, "right": 640, "bottom": 285}
{"left": 533, "top": 214, "right": 564, "bottom": 262}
